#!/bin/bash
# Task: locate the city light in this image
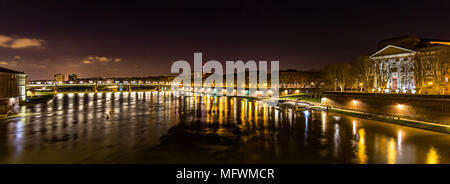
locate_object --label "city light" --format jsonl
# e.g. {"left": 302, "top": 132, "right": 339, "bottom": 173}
{"left": 397, "top": 104, "right": 404, "bottom": 110}
{"left": 303, "top": 110, "right": 310, "bottom": 118}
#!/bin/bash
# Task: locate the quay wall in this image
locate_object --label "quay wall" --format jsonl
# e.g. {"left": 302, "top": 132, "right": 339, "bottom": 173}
{"left": 321, "top": 92, "right": 450, "bottom": 125}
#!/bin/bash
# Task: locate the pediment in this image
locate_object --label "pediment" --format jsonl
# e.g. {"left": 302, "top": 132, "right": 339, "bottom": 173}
{"left": 370, "top": 45, "right": 415, "bottom": 58}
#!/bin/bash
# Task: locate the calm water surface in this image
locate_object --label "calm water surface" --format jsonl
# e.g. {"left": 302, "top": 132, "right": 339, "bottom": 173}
{"left": 0, "top": 91, "right": 449, "bottom": 163}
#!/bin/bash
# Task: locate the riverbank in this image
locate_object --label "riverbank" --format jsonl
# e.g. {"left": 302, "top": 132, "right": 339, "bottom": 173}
{"left": 309, "top": 106, "right": 450, "bottom": 134}
{"left": 1, "top": 95, "right": 54, "bottom": 120}
{"left": 274, "top": 95, "right": 450, "bottom": 133}
{"left": 0, "top": 112, "right": 30, "bottom": 121}
{"left": 23, "top": 94, "right": 55, "bottom": 105}
{"left": 322, "top": 92, "right": 450, "bottom": 127}
{"left": 274, "top": 95, "right": 449, "bottom": 134}
{"left": 278, "top": 94, "right": 321, "bottom": 103}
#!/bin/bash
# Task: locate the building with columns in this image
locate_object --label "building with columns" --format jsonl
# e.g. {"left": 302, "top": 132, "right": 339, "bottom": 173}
{"left": 369, "top": 36, "right": 450, "bottom": 94}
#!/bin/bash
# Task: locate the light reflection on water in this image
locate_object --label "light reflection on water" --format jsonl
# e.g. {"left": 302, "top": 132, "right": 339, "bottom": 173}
{"left": 0, "top": 91, "right": 449, "bottom": 164}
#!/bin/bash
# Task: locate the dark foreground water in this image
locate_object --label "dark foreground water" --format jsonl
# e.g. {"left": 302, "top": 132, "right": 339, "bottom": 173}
{"left": 0, "top": 92, "right": 449, "bottom": 163}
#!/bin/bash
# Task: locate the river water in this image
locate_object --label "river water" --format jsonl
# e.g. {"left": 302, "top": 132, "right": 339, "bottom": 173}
{"left": 0, "top": 91, "right": 448, "bottom": 163}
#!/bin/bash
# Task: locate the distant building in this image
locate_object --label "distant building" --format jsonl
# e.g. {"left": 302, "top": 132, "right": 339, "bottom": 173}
{"left": 54, "top": 74, "right": 64, "bottom": 83}
{"left": 0, "top": 67, "right": 26, "bottom": 115}
{"left": 369, "top": 36, "right": 450, "bottom": 94}
{"left": 68, "top": 74, "right": 78, "bottom": 81}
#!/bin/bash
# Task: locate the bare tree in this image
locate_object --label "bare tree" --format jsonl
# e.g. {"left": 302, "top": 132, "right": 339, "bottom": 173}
{"left": 324, "top": 64, "right": 338, "bottom": 92}
{"left": 352, "top": 56, "right": 373, "bottom": 92}
{"left": 324, "top": 63, "right": 351, "bottom": 92}
{"left": 428, "top": 46, "right": 450, "bottom": 94}
{"left": 414, "top": 50, "right": 430, "bottom": 94}
{"left": 306, "top": 69, "right": 324, "bottom": 98}
{"left": 373, "top": 60, "right": 390, "bottom": 93}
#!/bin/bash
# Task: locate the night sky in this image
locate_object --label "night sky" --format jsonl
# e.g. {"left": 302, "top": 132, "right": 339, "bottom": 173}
{"left": 1, "top": 0, "right": 449, "bottom": 80}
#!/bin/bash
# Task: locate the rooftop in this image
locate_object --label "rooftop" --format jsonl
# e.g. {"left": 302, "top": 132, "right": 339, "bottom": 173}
{"left": 377, "top": 35, "right": 450, "bottom": 50}
{"left": 0, "top": 67, "right": 25, "bottom": 74}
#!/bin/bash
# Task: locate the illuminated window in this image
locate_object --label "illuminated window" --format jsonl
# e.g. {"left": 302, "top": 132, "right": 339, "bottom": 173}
{"left": 446, "top": 78, "right": 449, "bottom": 83}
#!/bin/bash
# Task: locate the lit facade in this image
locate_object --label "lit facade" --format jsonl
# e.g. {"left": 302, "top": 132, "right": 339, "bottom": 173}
{"left": 369, "top": 36, "right": 450, "bottom": 94}
{"left": 0, "top": 67, "right": 26, "bottom": 115}
{"left": 370, "top": 45, "right": 416, "bottom": 93}
{"left": 54, "top": 74, "right": 65, "bottom": 83}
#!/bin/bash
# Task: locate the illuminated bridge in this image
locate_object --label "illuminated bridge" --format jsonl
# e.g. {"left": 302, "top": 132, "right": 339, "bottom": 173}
{"left": 26, "top": 83, "right": 315, "bottom": 96}
{"left": 26, "top": 83, "right": 172, "bottom": 93}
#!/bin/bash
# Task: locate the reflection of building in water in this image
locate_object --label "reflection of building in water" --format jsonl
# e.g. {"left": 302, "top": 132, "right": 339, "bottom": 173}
{"left": 0, "top": 67, "right": 26, "bottom": 115}
{"left": 356, "top": 128, "right": 368, "bottom": 164}
{"left": 333, "top": 124, "right": 340, "bottom": 158}
{"left": 426, "top": 146, "right": 439, "bottom": 164}
{"left": 321, "top": 112, "right": 327, "bottom": 134}
{"left": 387, "top": 138, "right": 397, "bottom": 164}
